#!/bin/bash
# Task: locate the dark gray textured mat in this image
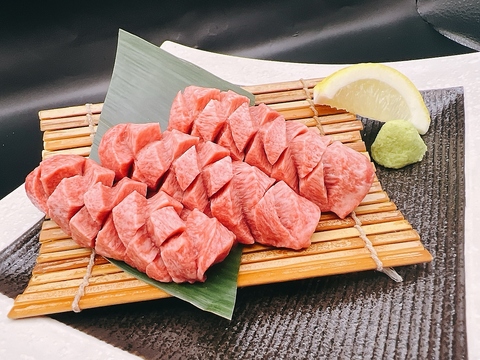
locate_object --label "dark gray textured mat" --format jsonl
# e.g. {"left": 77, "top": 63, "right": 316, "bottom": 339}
{"left": 0, "top": 87, "right": 466, "bottom": 359}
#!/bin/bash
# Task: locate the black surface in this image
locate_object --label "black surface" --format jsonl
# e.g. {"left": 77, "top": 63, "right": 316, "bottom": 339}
{"left": 0, "top": 87, "right": 467, "bottom": 359}
{"left": 0, "top": 0, "right": 475, "bottom": 200}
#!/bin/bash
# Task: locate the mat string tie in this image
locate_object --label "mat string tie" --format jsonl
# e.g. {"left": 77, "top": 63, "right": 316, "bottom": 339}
{"left": 351, "top": 211, "right": 403, "bottom": 282}
{"left": 300, "top": 78, "right": 325, "bottom": 136}
{"left": 72, "top": 249, "right": 96, "bottom": 313}
{"left": 85, "top": 103, "right": 96, "bottom": 140}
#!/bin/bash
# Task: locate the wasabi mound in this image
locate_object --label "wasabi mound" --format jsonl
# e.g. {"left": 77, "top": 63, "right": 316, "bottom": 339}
{"left": 371, "top": 119, "right": 427, "bottom": 169}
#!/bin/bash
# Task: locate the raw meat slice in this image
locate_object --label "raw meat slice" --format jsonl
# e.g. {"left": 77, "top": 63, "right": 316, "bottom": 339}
{"left": 83, "top": 158, "right": 115, "bottom": 188}
{"left": 228, "top": 102, "right": 259, "bottom": 153}
{"left": 271, "top": 147, "right": 299, "bottom": 192}
{"left": 146, "top": 253, "right": 172, "bottom": 283}
{"left": 98, "top": 123, "right": 134, "bottom": 180}
{"left": 182, "top": 175, "right": 209, "bottom": 212}
{"left": 196, "top": 141, "right": 229, "bottom": 168}
{"left": 47, "top": 175, "right": 88, "bottom": 235}
{"left": 253, "top": 181, "right": 320, "bottom": 249}
{"left": 216, "top": 90, "right": 251, "bottom": 118}
{"left": 244, "top": 129, "right": 273, "bottom": 176}
{"left": 95, "top": 213, "right": 126, "bottom": 260}
{"left": 299, "top": 161, "right": 329, "bottom": 211}
{"left": 159, "top": 169, "right": 184, "bottom": 203}
{"left": 323, "top": 141, "right": 375, "bottom": 219}
{"left": 249, "top": 103, "right": 279, "bottom": 125}
{"left": 39, "top": 154, "right": 85, "bottom": 196}
{"left": 125, "top": 225, "right": 159, "bottom": 273}
{"left": 147, "top": 206, "right": 186, "bottom": 247}
{"left": 210, "top": 181, "right": 255, "bottom": 245}
{"left": 24, "top": 166, "right": 49, "bottom": 214}
{"left": 69, "top": 206, "right": 101, "bottom": 248}
{"left": 172, "top": 145, "right": 200, "bottom": 191}
{"left": 168, "top": 91, "right": 194, "bottom": 133}
{"left": 201, "top": 156, "right": 233, "bottom": 197}
{"left": 262, "top": 116, "right": 287, "bottom": 165}
{"left": 146, "top": 190, "right": 183, "bottom": 215}
{"left": 193, "top": 99, "right": 226, "bottom": 141}
{"left": 131, "top": 140, "right": 168, "bottom": 190}
{"left": 83, "top": 177, "right": 147, "bottom": 224}
{"left": 196, "top": 216, "right": 236, "bottom": 281}
{"left": 216, "top": 123, "right": 244, "bottom": 161}
{"left": 285, "top": 121, "right": 308, "bottom": 142}
{"left": 183, "top": 86, "right": 221, "bottom": 120}
{"left": 126, "top": 123, "right": 162, "bottom": 155}
{"left": 112, "top": 190, "right": 147, "bottom": 246}
{"left": 161, "top": 129, "right": 200, "bottom": 162}
{"left": 290, "top": 130, "right": 332, "bottom": 178}
{"left": 161, "top": 233, "right": 198, "bottom": 283}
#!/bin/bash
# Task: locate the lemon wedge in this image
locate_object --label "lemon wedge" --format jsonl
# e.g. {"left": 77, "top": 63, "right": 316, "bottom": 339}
{"left": 313, "top": 63, "right": 431, "bottom": 134}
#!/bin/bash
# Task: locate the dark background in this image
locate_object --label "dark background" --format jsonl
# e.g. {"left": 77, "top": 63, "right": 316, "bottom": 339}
{"left": 0, "top": 0, "right": 477, "bottom": 199}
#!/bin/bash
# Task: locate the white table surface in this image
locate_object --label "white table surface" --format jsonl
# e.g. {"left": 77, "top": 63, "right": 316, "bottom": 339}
{"left": 0, "top": 42, "right": 478, "bottom": 359}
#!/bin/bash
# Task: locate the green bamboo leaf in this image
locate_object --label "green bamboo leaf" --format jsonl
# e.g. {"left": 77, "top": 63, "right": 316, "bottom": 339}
{"left": 91, "top": 29, "right": 253, "bottom": 319}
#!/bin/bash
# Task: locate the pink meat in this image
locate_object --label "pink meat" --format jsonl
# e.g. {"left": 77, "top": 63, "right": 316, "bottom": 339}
{"left": 201, "top": 156, "right": 233, "bottom": 198}
{"left": 160, "top": 169, "right": 184, "bottom": 203}
{"left": 69, "top": 206, "right": 101, "bottom": 248}
{"left": 98, "top": 123, "right": 134, "bottom": 180}
{"left": 323, "top": 141, "right": 375, "bottom": 219}
{"left": 47, "top": 175, "right": 89, "bottom": 235}
{"left": 146, "top": 190, "right": 183, "bottom": 215}
{"left": 193, "top": 99, "right": 226, "bottom": 141}
{"left": 24, "top": 166, "right": 49, "bottom": 214}
{"left": 196, "top": 215, "right": 236, "bottom": 281}
{"left": 172, "top": 145, "right": 200, "bottom": 191}
{"left": 147, "top": 206, "right": 186, "bottom": 247}
{"left": 271, "top": 147, "right": 299, "bottom": 192}
{"left": 196, "top": 141, "right": 230, "bottom": 168}
{"left": 132, "top": 140, "right": 169, "bottom": 190}
{"left": 262, "top": 116, "right": 287, "bottom": 165}
{"left": 39, "top": 154, "right": 85, "bottom": 196}
{"left": 249, "top": 103, "right": 279, "bottom": 126}
{"left": 83, "top": 158, "right": 115, "bottom": 188}
{"left": 244, "top": 129, "right": 273, "bottom": 176}
{"left": 126, "top": 123, "right": 162, "bottom": 155}
{"left": 182, "top": 175, "right": 209, "bottom": 212}
{"left": 95, "top": 213, "right": 126, "bottom": 260}
{"left": 182, "top": 86, "right": 221, "bottom": 120}
{"left": 216, "top": 90, "right": 251, "bottom": 117}
{"left": 285, "top": 121, "right": 308, "bottom": 142}
{"left": 161, "top": 129, "right": 200, "bottom": 162}
{"left": 112, "top": 190, "right": 148, "bottom": 246}
{"left": 83, "top": 177, "right": 147, "bottom": 225}
{"left": 299, "top": 160, "right": 329, "bottom": 211}
{"left": 125, "top": 225, "right": 159, "bottom": 273}
{"left": 216, "top": 123, "right": 245, "bottom": 161}
{"left": 252, "top": 181, "right": 320, "bottom": 249}
{"left": 161, "top": 233, "right": 199, "bottom": 283}
{"left": 210, "top": 181, "right": 254, "bottom": 244}
{"left": 145, "top": 253, "right": 172, "bottom": 283}
{"left": 168, "top": 91, "right": 194, "bottom": 133}
{"left": 290, "top": 130, "right": 332, "bottom": 178}
{"left": 228, "top": 102, "right": 259, "bottom": 153}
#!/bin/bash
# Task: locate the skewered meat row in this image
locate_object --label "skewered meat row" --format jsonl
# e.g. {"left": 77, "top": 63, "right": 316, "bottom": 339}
{"left": 25, "top": 85, "right": 374, "bottom": 284}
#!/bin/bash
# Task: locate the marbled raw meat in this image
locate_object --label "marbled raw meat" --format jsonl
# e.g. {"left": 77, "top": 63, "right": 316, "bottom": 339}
{"left": 210, "top": 181, "right": 255, "bottom": 244}
{"left": 146, "top": 190, "right": 183, "bottom": 215}
{"left": 216, "top": 122, "right": 244, "bottom": 161}
{"left": 126, "top": 123, "right": 162, "bottom": 155}
{"left": 298, "top": 161, "right": 329, "bottom": 211}
{"left": 196, "top": 141, "right": 229, "bottom": 168}
{"left": 290, "top": 130, "right": 332, "bottom": 178}
{"left": 39, "top": 154, "right": 85, "bottom": 196}
{"left": 262, "top": 116, "right": 287, "bottom": 165}
{"left": 168, "top": 91, "right": 194, "bottom": 133}
{"left": 323, "top": 141, "right": 375, "bottom": 219}
{"left": 112, "top": 190, "right": 148, "bottom": 246}
{"left": 244, "top": 129, "right": 273, "bottom": 176}
{"left": 69, "top": 206, "right": 101, "bottom": 248}
{"left": 228, "top": 102, "right": 259, "bottom": 153}
{"left": 24, "top": 167, "right": 49, "bottom": 214}
{"left": 193, "top": 99, "right": 226, "bottom": 141}
{"left": 173, "top": 145, "right": 200, "bottom": 191}
{"left": 249, "top": 103, "right": 279, "bottom": 126}
{"left": 95, "top": 213, "right": 126, "bottom": 260}
{"left": 182, "top": 175, "right": 209, "bottom": 212}
{"left": 125, "top": 225, "right": 159, "bottom": 273}
{"left": 160, "top": 169, "right": 184, "bottom": 203}
{"left": 271, "top": 147, "right": 299, "bottom": 192}
{"left": 131, "top": 140, "right": 169, "bottom": 190}
{"left": 147, "top": 206, "right": 186, "bottom": 247}
{"left": 98, "top": 123, "right": 133, "bottom": 180}
{"left": 146, "top": 253, "right": 172, "bottom": 283}
{"left": 161, "top": 232, "right": 199, "bottom": 283}
{"left": 201, "top": 156, "right": 233, "bottom": 198}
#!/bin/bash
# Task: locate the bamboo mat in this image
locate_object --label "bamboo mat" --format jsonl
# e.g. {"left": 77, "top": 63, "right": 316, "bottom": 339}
{"left": 8, "top": 78, "right": 432, "bottom": 319}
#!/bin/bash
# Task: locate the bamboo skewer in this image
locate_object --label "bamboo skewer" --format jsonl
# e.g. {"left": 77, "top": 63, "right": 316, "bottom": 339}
{"left": 8, "top": 78, "right": 432, "bottom": 319}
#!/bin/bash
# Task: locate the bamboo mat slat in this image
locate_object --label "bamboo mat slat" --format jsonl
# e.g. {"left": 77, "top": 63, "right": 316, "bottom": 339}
{"left": 8, "top": 78, "right": 432, "bottom": 319}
